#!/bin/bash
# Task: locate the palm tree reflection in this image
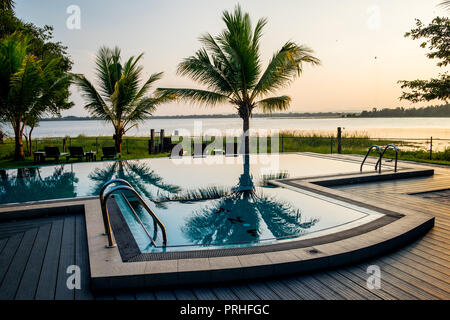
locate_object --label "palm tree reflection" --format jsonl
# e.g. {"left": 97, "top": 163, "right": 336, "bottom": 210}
{"left": 88, "top": 160, "right": 181, "bottom": 202}
{"left": 0, "top": 166, "right": 78, "bottom": 204}
{"left": 180, "top": 154, "right": 319, "bottom": 245}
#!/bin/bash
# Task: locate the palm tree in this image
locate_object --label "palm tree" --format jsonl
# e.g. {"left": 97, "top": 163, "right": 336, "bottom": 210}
{"left": 75, "top": 47, "right": 169, "bottom": 153}
{"left": 0, "top": 0, "right": 14, "bottom": 11}
{"left": 0, "top": 33, "right": 71, "bottom": 160}
{"left": 156, "top": 5, "right": 320, "bottom": 154}
{"left": 88, "top": 160, "right": 181, "bottom": 200}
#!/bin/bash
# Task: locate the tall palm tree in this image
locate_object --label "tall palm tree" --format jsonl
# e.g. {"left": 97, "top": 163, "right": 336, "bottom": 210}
{"left": 0, "top": 33, "right": 71, "bottom": 160}
{"left": 76, "top": 47, "right": 169, "bottom": 153}
{"left": 156, "top": 5, "right": 320, "bottom": 154}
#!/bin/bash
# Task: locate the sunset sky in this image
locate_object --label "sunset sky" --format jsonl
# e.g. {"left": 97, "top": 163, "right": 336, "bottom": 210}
{"left": 15, "top": 0, "right": 449, "bottom": 116}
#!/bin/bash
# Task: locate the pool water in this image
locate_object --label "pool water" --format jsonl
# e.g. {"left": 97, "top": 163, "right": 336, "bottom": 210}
{"left": 0, "top": 154, "right": 384, "bottom": 251}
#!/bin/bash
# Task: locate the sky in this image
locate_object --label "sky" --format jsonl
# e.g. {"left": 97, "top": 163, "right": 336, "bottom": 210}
{"left": 14, "top": 0, "right": 450, "bottom": 116}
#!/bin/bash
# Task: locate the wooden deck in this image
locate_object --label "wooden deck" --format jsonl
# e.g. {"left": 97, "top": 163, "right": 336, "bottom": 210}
{"left": 0, "top": 158, "right": 449, "bottom": 300}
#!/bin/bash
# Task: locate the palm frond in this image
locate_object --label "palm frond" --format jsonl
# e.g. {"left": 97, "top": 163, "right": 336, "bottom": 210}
{"left": 155, "top": 88, "right": 229, "bottom": 106}
{"left": 257, "top": 95, "right": 291, "bottom": 113}
{"left": 74, "top": 74, "right": 113, "bottom": 121}
{"left": 177, "top": 49, "right": 235, "bottom": 95}
{"left": 131, "top": 71, "right": 164, "bottom": 105}
{"left": 253, "top": 42, "right": 320, "bottom": 99}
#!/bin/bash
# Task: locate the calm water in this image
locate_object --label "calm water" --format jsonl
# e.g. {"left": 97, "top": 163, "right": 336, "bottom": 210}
{"left": 5, "top": 117, "right": 449, "bottom": 139}
{"left": 0, "top": 154, "right": 383, "bottom": 251}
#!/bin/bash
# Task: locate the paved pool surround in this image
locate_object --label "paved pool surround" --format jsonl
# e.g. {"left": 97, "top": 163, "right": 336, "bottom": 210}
{"left": 0, "top": 160, "right": 435, "bottom": 291}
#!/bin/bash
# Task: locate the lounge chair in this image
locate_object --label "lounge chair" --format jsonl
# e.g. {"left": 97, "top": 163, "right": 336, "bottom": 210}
{"left": 43, "top": 146, "right": 68, "bottom": 162}
{"left": 101, "top": 147, "right": 120, "bottom": 160}
{"left": 66, "top": 146, "right": 86, "bottom": 162}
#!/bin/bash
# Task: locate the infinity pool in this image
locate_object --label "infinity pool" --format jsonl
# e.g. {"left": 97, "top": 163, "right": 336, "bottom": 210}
{"left": 0, "top": 154, "right": 385, "bottom": 252}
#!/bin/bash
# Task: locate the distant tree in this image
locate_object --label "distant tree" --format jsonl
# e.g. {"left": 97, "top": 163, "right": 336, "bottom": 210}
{"left": 0, "top": 34, "right": 72, "bottom": 160}
{"left": 75, "top": 47, "right": 170, "bottom": 153}
{"left": 398, "top": 16, "right": 450, "bottom": 103}
{"left": 156, "top": 5, "right": 320, "bottom": 154}
{"left": 0, "top": 0, "right": 73, "bottom": 159}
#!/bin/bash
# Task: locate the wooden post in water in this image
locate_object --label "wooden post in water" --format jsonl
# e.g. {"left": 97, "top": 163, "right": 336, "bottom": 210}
{"left": 149, "top": 129, "right": 155, "bottom": 154}
{"left": 337, "top": 127, "right": 342, "bottom": 154}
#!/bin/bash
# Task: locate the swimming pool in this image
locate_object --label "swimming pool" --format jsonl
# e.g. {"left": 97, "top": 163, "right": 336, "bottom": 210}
{"left": 0, "top": 153, "right": 386, "bottom": 253}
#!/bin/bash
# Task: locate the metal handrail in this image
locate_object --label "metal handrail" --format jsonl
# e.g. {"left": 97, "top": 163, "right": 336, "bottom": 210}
{"left": 375, "top": 144, "right": 399, "bottom": 173}
{"left": 99, "top": 178, "right": 132, "bottom": 204}
{"left": 102, "top": 185, "right": 167, "bottom": 247}
{"left": 120, "top": 192, "right": 157, "bottom": 247}
{"left": 360, "top": 145, "right": 383, "bottom": 173}
{"left": 98, "top": 179, "right": 132, "bottom": 247}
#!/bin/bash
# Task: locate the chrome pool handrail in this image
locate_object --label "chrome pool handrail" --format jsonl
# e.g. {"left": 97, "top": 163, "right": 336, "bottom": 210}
{"left": 375, "top": 144, "right": 399, "bottom": 173}
{"left": 120, "top": 192, "right": 157, "bottom": 247}
{"left": 360, "top": 145, "right": 383, "bottom": 173}
{"left": 99, "top": 178, "right": 132, "bottom": 204}
{"left": 101, "top": 185, "right": 167, "bottom": 247}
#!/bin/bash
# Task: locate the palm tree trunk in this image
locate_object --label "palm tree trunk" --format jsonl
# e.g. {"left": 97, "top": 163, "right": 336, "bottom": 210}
{"left": 114, "top": 131, "right": 122, "bottom": 154}
{"left": 242, "top": 115, "right": 250, "bottom": 155}
{"left": 13, "top": 124, "right": 24, "bottom": 161}
{"left": 27, "top": 126, "right": 34, "bottom": 156}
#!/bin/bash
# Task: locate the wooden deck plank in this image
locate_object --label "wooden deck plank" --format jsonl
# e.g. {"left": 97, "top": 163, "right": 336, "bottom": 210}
{"left": 154, "top": 289, "right": 177, "bottom": 300}
{"left": 35, "top": 219, "right": 64, "bottom": 300}
{"left": 282, "top": 277, "right": 324, "bottom": 300}
{"left": 173, "top": 288, "right": 197, "bottom": 300}
{"left": 396, "top": 251, "right": 450, "bottom": 278}
{"left": 0, "top": 228, "right": 38, "bottom": 300}
{"left": 381, "top": 256, "right": 450, "bottom": 289}
{"left": 55, "top": 215, "right": 76, "bottom": 300}
{"left": 135, "top": 291, "right": 156, "bottom": 300}
{"left": 337, "top": 269, "right": 397, "bottom": 300}
{"left": 192, "top": 287, "right": 218, "bottom": 300}
{"left": 356, "top": 262, "right": 438, "bottom": 300}
{"left": 296, "top": 275, "right": 345, "bottom": 300}
{"left": 74, "top": 214, "right": 94, "bottom": 300}
{"left": 313, "top": 272, "right": 367, "bottom": 300}
{"left": 349, "top": 264, "right": 419, "bottom": 300}
{"left": 211, "top": 286, "right": 239, "bottom": 300}
{"left": 375, "top": 262, "right": 449, "bottom": 299}
{"left": 265, "top": 280, "right": 302, "bottom": 300}
{"left": 325, "top": 271, "right": 381, "bottom": 300}
{"left": 229, "top": 284, "right": 260, "bottom": 300}
{"left": 0, "top": 233, "right": 23, "bottom": 285}
{"left": 15, "top": 224, "right": 52, "bottom": 300}
{"left": 247, "top": 282, "right": 281, "bottom": 300}
{"left": 0, "top": 238, "right": 7, "bottom": 255}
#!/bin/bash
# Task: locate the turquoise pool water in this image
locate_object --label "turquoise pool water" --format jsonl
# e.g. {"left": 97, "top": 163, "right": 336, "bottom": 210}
{"left": 0, "top": 154, "right": 383, "bottom": 251}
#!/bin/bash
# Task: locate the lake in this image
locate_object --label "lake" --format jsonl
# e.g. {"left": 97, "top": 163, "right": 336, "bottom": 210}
{"left": 7, "top": 117, "right": 449, "bottom": 139}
